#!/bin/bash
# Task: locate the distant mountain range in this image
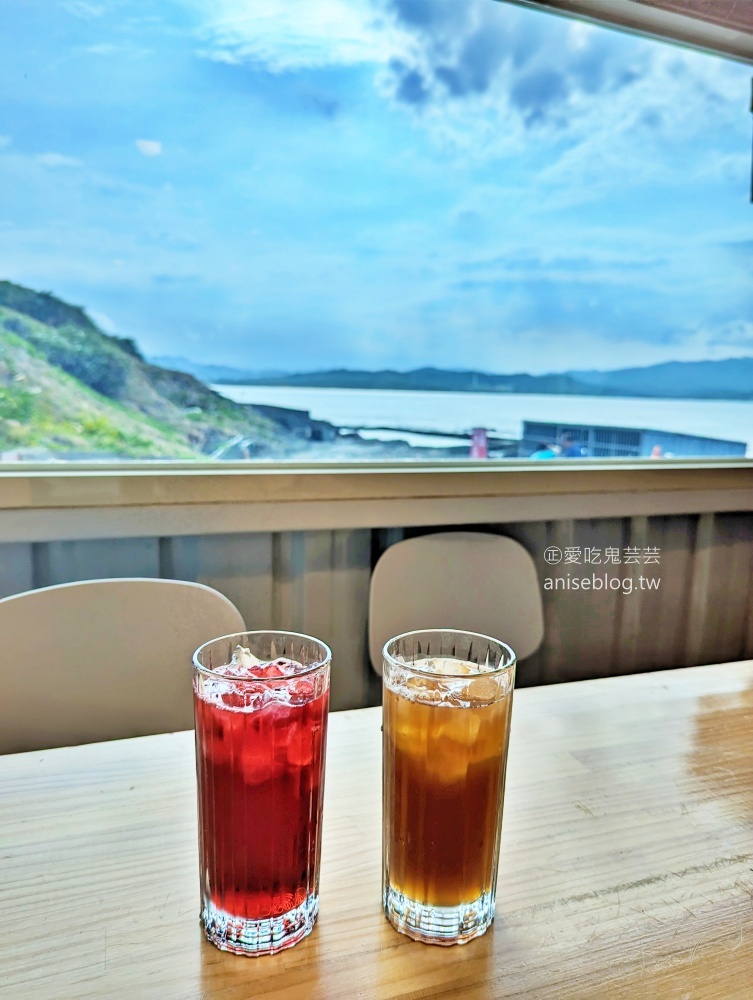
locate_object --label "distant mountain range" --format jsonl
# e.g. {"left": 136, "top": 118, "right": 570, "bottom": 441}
{"left": 160, "top": 355, "right": 753, "bottom": 401}
{"left": 570, "top": 359, "right": 753, "bottom": 399}
{"left": 149, "top": 357, "right": 289, "bottom": 384}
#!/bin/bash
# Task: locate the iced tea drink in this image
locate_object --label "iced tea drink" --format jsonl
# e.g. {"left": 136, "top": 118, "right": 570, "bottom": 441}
{"left": 382, "top": 629, "right": 515, "bottom": 945}
{"left": 193, "top": 631, "right": 330, "bottom": 956}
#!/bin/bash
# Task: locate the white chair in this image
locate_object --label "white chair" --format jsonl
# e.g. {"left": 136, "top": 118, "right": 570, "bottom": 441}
{"left": 369, "top": 532, "right": 544, "bottom": 674}
{"left": 0, "top": 578, "right": 245, "bottom": 754}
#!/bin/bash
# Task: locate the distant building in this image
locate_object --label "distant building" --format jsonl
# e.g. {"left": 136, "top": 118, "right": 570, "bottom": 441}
{"left": 251, "top": 403, "right": 338, "bottom": 442}
{"left": 521, "top": 421, "right": 747, "bottom": 459}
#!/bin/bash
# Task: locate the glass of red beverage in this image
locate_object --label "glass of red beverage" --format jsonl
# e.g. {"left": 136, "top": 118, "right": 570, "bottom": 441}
{"left": 193, "top": 630, "right": 331, "bottom": 956}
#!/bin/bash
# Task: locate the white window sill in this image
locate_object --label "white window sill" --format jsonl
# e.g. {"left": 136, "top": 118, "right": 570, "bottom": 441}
{"left": 0, "top": 459, "right": 750, "bottom": 542}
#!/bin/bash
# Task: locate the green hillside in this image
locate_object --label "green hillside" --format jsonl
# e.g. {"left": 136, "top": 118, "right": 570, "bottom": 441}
{"left": 0, "top": 281, "right": 284, "bottom": 459}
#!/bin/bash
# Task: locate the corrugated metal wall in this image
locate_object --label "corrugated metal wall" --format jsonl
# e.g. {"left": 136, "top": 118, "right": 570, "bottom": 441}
{"left": 2, "top": 512, "right": 751, "bottom": 709}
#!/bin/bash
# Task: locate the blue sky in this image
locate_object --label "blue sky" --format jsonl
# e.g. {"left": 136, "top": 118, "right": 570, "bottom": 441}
{"left": 0, "top": 0, "right": 751, "bottom": 374}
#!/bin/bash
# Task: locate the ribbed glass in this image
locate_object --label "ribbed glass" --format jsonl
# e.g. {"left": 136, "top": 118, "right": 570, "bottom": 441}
{"left": 382, "top": 629, "right": 515, "bottom": 945}
{"left": 193, "top": 631, "right": 331, "bottom": 956}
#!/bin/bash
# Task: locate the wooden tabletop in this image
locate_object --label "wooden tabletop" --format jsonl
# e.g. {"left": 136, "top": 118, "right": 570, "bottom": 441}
{"left": 2, "top": 661, "right": 753, "bottom": 999}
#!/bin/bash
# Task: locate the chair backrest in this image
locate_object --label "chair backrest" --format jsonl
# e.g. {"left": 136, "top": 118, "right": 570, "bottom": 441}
{"left": 369, "top": 532, "right": 544, "bottom": 675}
{"left": 0, "top": 578, "right": 245, "bottom": 754}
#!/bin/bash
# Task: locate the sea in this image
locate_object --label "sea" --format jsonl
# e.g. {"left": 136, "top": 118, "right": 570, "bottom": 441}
{"left": 215, "top": 385, "right": 753, "bottom": 456}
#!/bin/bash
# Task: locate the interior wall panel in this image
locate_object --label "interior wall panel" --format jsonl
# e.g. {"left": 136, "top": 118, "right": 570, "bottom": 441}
{"left": 498, "top": 520, "right": 550, "bottom": 687}
{"left": 271, "top": 529, "right": 372, "bottom": 711}
{"left": 684, "top": 512, "right": 714, "bottom": 666}
{"left": 1, "top": 511, "right": 751, "bottom": 707}
{"left": 32, "top": 537, "right": 160, "bottom": 589}
{"left": 161, "top": 532, "right": 274, "bottom": 630}
{"left": 0, "top": 542, "right": 33, "bottom": 598}
{"left": 699, "top": 512, "right": 753, "bottom": 665}
{"left": 642, "top": 515, "right": 696, "bottom": 671}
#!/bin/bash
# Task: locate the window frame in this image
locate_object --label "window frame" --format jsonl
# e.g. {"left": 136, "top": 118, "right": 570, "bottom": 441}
{"left": 507, "top": 0, "right": 753, "bottom": 64}
{"left": 2, "top": 0, "right": 750, "bottom": 497}
{"left": 0, "top": 458, "right": 750, "bottom": 542}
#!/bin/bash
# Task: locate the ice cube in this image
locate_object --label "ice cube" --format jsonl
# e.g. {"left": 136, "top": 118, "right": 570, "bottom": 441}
{"left": 261, "top": 657, "right": 300, "bottom": 678}
{"left": 419, "top": 657, "right": 473, "bottom": 676}
{"left": 233, "top": 645, "right": 262, "bottom": 669}
{"left": 233, "top": 688, "right": 267, "bottom": 712}
{"left": 240, "top": 747, "right": 279, "bottom": 785}
{"left": 286, "top": 725, "right": 315, "bottom": 767}
{"left": 232, "top": 656, "right": 303, "bottom": 679}
{"left": 430, "top": 747, "right": 470, "bottom": 784}
{"left": 210, "top": 646, "right": 262, "bottom": 678}
{"left": 437, "top": 711, "right": 482, "bottom": 745}
{"left": 198, "top": 713, "right": 233, "bottom": 766}
{"left": 288, "top": 677, "right": 316, "bottom": 704}
{"left": 401, "top": 677, "right": 441, "bottom": 705}
{"left": 463, "top": 677, "right": 499, "bottom": 705}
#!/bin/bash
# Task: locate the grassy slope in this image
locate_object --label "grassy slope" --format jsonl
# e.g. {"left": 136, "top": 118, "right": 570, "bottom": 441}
{"left": 0, "top": 319, "right": 204, "bottom": 456}
{"left": 0, "top": 281, "right": 284, "bottom": 458}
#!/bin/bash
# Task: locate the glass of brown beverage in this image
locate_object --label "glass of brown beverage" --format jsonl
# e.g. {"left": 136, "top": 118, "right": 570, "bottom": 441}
{"left": 382, "top": 628, "right": 516, "bottom": 945}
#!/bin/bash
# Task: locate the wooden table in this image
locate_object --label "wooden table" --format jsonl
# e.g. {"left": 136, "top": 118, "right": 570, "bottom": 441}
{"left": 2, "top": 662, "right": 753, "bottom": 999}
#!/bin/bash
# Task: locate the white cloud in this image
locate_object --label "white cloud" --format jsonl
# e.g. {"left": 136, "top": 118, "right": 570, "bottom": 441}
{"left": 366, "top": 0, "right": 752, "bottom": 188}
{"left": 136, "top": 139, "right": 162, "bottom": 157}
{"left": 475, "top": 324, "right": 753, "bottom": 377}
{"left": 62, "top": 1, "right": 105, "bottom": 19}
{"left": 187, "top": 0, "right": 748, "bottom": 186}
{"left": 37, "top": 153, "right": 81, "bottom": 168}
{"left": 190, "top": 0, "right": 401, "bottom": 71}
{"left": 85, "top": 43, "right": 119, "bottom": 55}
{"left": 527, "top": 46, "right": 750, "bottom": 205}
{"left": 89, "top": 309, "right": 118, "bottom": 334}
{"left": 567, "top": 21, "right": 597, "bottom": 52}
{"left": 708, "top": 319, "right": 753, "bottom": 348}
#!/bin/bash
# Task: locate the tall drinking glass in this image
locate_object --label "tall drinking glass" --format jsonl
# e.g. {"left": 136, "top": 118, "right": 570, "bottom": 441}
{"left": 382, "top": 629, "right": 516, "bottom": 945}
{"left": 193, "top": 630, "right": 331, "bottom": 956}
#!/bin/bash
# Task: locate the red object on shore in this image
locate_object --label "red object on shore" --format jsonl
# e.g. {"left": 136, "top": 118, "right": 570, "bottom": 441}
{"left": 470, "top": 427, "right": 488, "bottom": 459}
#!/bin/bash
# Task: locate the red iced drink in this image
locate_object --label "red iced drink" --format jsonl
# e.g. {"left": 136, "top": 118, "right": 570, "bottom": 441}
{"left": 193, "top": 633, "right": 331, "bottom": 956}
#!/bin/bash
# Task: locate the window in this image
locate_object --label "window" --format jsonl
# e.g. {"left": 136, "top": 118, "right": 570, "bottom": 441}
{"left": 0, "top": 0, "right": 750, "bottom": 464}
